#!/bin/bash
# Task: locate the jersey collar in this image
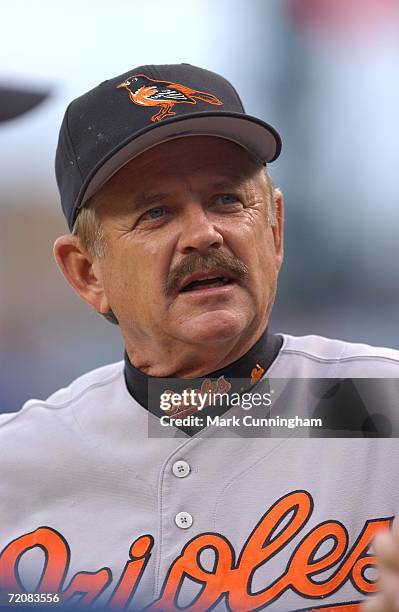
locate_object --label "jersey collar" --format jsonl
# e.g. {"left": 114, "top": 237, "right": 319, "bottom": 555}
{"left": 124, "top": 327, "right": 282, "bottom": 434}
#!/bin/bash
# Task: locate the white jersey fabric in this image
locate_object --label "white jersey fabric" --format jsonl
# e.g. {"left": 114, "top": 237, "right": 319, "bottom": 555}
{"left": 1, "top": 333, "right": 399, "bottom": 611}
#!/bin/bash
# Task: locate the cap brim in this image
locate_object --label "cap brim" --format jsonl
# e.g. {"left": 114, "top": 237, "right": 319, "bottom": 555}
{"left": 78, "top": 111, "right": 282, "bottom": 216}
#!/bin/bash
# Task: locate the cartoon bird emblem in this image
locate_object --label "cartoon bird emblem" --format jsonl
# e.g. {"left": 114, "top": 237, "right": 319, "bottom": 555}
{"left": 117, "top": 74, "right": 223, "bottom": 123}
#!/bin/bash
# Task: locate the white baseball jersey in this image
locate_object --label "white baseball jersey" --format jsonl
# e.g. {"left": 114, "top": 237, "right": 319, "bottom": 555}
{"left": 1, "top": 333, "right": 399, "bottom": 611}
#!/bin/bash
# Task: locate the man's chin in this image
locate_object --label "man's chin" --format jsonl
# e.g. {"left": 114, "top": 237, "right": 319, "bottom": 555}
{"left": 176, "top": 309, "right": 252, "bottom": 345}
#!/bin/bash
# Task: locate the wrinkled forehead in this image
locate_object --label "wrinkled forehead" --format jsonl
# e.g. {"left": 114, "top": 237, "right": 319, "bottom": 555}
{"left": 99, "top": 135, "right": 265, "bottom": 197}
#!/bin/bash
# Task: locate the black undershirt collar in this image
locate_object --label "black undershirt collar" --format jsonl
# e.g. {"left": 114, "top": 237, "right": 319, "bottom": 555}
{"left": 124, "top": 328, "right": 282, "bottom": 435}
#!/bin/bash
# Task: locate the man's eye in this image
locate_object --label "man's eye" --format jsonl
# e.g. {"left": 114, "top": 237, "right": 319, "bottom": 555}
{"left": 216, "top": 194, "right": 239, "bottom": 205}
{"left": 142, "top": 207, "right": 166, "bottom": 220}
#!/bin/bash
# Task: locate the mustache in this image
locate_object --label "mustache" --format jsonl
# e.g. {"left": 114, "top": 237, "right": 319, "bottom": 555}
{"left": 164, "top": 251, "right": 249, "bottom": 297}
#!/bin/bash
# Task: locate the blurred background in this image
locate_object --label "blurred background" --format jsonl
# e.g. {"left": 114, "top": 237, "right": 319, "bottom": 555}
{"left": 1, "top": 0, "right": 399, "bottom": 412}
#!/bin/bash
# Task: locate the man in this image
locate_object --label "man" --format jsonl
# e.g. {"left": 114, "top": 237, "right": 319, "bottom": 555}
{"left": 1, "top": 64, "right": 399, "bottom": 611}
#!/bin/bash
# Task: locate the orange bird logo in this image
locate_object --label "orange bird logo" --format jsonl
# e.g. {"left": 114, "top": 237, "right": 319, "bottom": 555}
{"left": 117, "top": 74, "right": 223, "bottom": 123}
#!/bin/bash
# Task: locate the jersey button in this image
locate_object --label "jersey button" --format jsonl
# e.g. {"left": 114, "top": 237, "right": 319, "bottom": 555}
{"left": 172, "top": 460, "right": 191, "bottom": 478}
{"left": 175, "top": 512, "right": 193, "bottom": 529}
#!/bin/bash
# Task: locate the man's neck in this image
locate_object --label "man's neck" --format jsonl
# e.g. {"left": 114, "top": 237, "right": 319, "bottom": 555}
{"left": 123, "top": 326, "right": 283, "bottom": 438}
{"left": 123, "top": 323, "right": 268, "bottom": 378}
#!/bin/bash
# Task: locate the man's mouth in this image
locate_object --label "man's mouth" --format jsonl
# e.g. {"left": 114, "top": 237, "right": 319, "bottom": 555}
{"left": 179, "top": 272, "right": 236, "bottom": 293}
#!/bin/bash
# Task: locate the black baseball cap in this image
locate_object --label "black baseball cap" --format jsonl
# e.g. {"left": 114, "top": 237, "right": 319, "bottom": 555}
{"left": 55, "top": 63, "right": 282, "bottom": 230}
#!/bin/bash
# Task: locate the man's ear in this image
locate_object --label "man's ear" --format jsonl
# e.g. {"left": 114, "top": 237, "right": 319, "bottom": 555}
{"left": 272, "top": 188, "right": 284, "bottom": 270}
{"left": 53, "top": 235, "right": 111, "bottom": 315}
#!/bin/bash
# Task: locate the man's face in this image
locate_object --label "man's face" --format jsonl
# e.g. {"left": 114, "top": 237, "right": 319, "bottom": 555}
{"left": 94, "top": 136, "right": 283, "bottom": 354}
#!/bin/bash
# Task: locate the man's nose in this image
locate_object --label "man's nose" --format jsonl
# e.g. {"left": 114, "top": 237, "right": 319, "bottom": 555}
{"left": 177, "top": 205, "right": 224, "bottom": 255}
